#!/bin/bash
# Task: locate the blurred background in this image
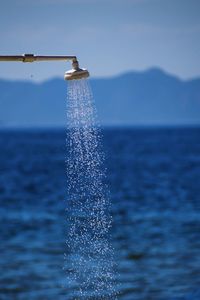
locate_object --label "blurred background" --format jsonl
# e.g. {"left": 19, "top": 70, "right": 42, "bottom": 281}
{"left": 0, "top": 0, "right": 200, "bottom": 299}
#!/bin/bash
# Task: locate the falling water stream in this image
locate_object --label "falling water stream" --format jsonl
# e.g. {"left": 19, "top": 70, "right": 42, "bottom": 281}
{"left": 65, "top": 79, "right": 117, "bottom": 299}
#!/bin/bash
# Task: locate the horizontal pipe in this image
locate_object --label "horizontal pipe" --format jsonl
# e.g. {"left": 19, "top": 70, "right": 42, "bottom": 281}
{"left": 0, "top": 54, "right": 77, "bottom": 63}
{"left": 0, "top": 55, "right": 24, "bottom": 62}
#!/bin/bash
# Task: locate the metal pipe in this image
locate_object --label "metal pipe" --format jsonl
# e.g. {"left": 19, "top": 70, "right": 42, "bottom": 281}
{"left": 0, "top": 54, "right": 77, "bottom": 63}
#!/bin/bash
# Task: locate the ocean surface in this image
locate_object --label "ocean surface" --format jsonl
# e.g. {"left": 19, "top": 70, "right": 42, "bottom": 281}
{"left": 0, "top": 127, "right": 200, "bottom": 300}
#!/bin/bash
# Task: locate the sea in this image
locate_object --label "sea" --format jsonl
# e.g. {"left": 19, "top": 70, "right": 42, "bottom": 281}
{"left": 0, "top": 127, "right": 200, "bottom": 300}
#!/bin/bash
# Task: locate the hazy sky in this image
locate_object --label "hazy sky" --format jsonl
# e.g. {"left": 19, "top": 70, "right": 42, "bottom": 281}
{"left": 0, "top": 0, "right": 199, "bottom": 81}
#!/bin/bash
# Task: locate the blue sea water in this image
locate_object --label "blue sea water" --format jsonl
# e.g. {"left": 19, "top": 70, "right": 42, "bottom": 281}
{"left": 0, "top": 127, "right": 200, "bottom": 300}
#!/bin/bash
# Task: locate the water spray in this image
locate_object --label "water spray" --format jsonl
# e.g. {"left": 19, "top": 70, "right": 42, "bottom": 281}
{"left": 0, "top": 54, "right": 90, "bottom": 80}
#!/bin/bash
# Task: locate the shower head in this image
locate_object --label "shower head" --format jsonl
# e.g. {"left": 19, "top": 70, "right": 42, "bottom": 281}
{"left": 0, "top": 54, "right": 90, "bottom": 81}
{"left": 64, "top": 68, "right": 89, "bottom": 81}
{"left": 64, "top": 59, "right": 89, "bottom": 81}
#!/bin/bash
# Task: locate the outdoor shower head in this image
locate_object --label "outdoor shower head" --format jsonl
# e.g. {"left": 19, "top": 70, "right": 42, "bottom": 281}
{"left": 0, "top": 54, "right": 90, "bottom": 81}
{"left": 64, "top": 59, "right": 90, "bottom": 81}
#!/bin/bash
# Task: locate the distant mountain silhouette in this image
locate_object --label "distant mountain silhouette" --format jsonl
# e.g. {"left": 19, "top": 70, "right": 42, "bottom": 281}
{"left": 0, "top": 68, "right": 199, "bottom": 127}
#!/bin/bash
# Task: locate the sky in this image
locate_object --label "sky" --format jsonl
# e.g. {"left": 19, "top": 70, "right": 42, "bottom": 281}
{"left": 0, "top": 0, "right": 200, "bottom": 82}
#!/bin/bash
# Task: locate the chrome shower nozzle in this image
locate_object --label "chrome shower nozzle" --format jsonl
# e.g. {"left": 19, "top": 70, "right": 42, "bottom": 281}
{"left": 64, "top": 59, "right": 89, "bottom": 81}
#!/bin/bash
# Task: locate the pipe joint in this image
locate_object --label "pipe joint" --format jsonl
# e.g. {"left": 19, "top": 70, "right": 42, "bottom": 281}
{"left": 23, "top": 54, "right": 35, "bottom": 63}
{"left": 72, "top": 59, "right": 79, "bottom": 70}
